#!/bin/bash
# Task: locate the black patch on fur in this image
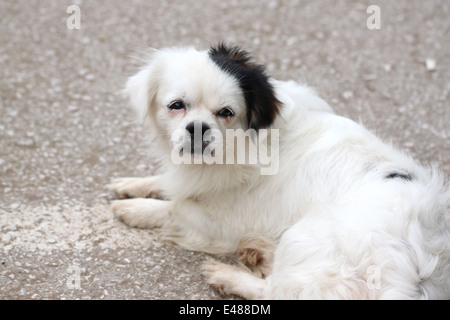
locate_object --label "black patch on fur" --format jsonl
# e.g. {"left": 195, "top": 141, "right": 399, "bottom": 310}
{"left": 208, "top": 43, "right": 282, "bottom": 130}
{"left": 385, "top": 171, "right": 413, "bottom": 181}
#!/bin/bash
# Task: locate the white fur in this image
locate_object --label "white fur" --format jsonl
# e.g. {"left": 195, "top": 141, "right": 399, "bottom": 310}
{"left": 111, "top": 47, "right": 450, "bottom": 299}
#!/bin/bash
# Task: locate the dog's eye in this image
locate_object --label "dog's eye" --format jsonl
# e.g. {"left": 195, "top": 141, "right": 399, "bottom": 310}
{"left": 217, "top": 107, "right": 235, "bottom": 118}
{"left": 168, "top": 100, "right": 185, "bottom": 110}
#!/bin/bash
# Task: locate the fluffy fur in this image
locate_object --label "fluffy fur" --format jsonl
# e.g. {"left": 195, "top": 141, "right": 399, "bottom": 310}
{"left": 110, "top": 44, "right": 450, "bottom": 299}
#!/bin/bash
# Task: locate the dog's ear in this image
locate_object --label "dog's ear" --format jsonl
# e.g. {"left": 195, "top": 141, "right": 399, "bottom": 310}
{"left": 123, "top": 54, "right": 160, "bottom": 123}
{"left": 209, "top": 44, "right": 282, "bottom": 130}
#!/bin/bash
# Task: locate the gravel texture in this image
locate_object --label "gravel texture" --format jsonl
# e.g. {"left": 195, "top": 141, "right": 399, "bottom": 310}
{"left": 0, "top": 0, "right": 449, "bottom": 299}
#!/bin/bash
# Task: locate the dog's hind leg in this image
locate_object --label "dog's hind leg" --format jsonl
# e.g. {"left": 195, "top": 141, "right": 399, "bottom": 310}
{"left": 237, "top": 234, "right": 275, "bottom": 278}
{"left": 202, "top": 260, "right": 267, "bottom": 299}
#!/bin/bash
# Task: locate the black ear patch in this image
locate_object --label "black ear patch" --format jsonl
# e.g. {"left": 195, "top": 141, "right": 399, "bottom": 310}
{"left": 208, "top": 44, "right": 282, "bottom": 130}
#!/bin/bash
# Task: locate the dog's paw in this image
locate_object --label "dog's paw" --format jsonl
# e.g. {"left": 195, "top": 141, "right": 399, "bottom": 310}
{"left": 108, "top": 177, "right": 161, "bottom": 199}
{"left": 111, "top": 198, "right": 170, "bottom": 229}
{"left": 202, "top": 260, "right": 235, "bottom": 295}
{"left": 111, "top": 199, "right": 148, "bottom": 228}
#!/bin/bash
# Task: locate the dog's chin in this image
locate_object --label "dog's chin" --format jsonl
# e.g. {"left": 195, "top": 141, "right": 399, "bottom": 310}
{"left": 191, "top": 152, "right": 208, "bottom": 164}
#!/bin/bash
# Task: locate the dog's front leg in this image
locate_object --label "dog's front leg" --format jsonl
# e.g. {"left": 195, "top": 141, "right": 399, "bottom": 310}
{"left": 154, "top": 199, "right": 240, "bottom": 255}
{"left": 108, "top": 176, "right": 165, "bottom": 199}
{"left": 112, "top": 198, "right": 238, "bottom": 255}
{"left": 111, "top": 198, "right": 172, "bottom": 229}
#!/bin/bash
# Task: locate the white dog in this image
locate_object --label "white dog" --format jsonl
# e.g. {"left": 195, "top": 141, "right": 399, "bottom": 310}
{"left": 110, "top": 44, "right": 450, "bottom": 299}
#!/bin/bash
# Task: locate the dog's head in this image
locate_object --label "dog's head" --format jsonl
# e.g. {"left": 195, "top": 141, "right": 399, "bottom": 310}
{"left": 124, "top": 44, "right": 281, "bottom": 164}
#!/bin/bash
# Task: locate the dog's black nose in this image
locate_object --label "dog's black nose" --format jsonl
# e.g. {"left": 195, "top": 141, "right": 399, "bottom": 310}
{"left": 185, "top": 121, "right": 211, "bottom": 136}
{"left": 185, "top": 121, "right": 211, "bottom": 154}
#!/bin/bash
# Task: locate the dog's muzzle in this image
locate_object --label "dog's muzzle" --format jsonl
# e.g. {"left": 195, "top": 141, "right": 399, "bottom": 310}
{"left": 185, "top": 121, "right": 211, "bottom": 154}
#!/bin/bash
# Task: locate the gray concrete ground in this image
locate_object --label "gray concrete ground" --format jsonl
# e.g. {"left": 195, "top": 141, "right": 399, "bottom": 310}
{"left": 0, "top": 0, "right": 449, "bottom": 299}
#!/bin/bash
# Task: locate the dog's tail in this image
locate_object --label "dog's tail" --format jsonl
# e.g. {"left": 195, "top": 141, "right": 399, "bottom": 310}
{"left": 414, "top": 167, "right": 450, "bottom": 299}
{"left": 388, "top": 166, "right": 450, "bottom": 299}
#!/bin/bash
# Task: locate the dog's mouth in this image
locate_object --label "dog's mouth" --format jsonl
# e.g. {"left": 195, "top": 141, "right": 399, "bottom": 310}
{"left": 179, "top": 140, "right": 215, "bottom": 157}
{"left": 191, "top": 140, "right": 210, "bottom": 154}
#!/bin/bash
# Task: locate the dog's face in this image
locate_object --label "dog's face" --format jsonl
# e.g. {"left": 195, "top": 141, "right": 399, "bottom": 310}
{"left": 125, "top": 44, "right": 281, "bottom": 164}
